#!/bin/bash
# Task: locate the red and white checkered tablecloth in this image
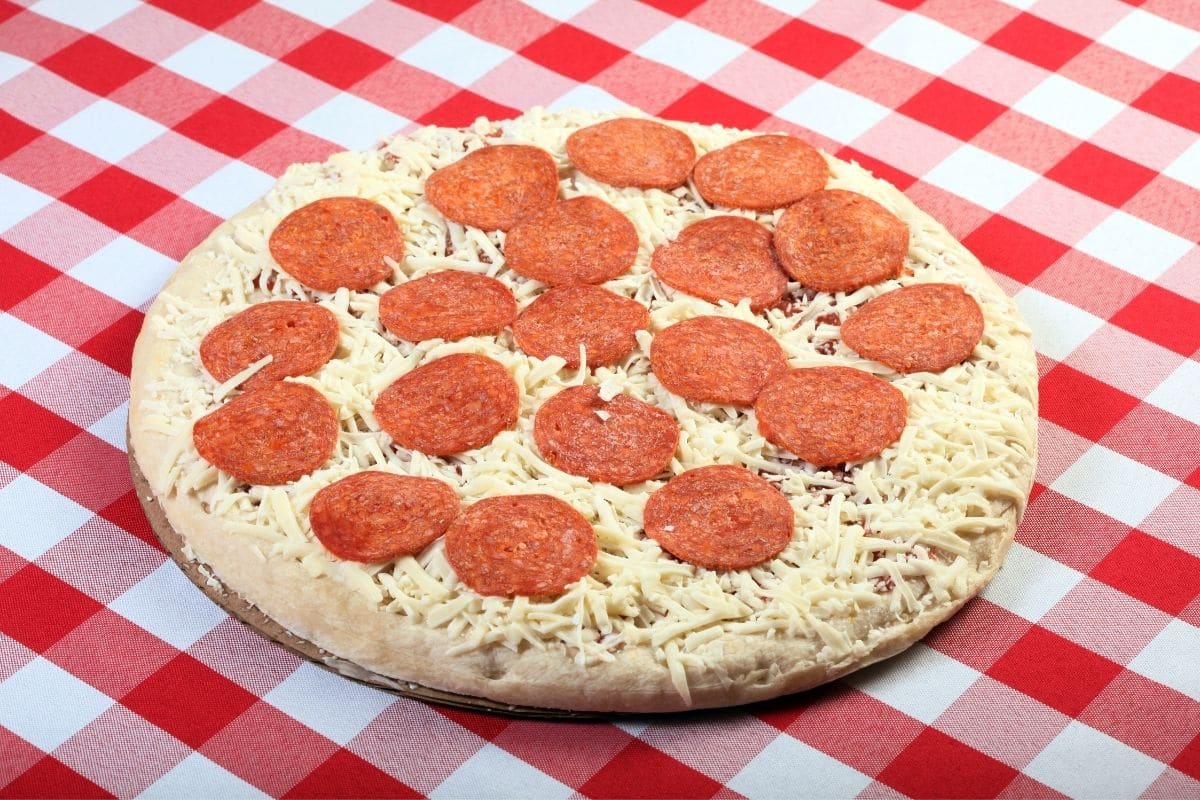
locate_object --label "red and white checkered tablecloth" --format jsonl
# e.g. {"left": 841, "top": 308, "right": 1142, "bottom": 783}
{"left": 2, "top": 0, "right": 1198, "bottom": 797}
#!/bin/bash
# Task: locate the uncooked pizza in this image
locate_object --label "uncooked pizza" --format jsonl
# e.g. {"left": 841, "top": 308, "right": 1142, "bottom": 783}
{"left": 129, "top": 108, "right": 1037, "bottom": 713}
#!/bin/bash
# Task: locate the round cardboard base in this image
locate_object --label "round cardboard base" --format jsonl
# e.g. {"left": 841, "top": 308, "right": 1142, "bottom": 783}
{"left": 128, "top": 444, "right": 607, "bottom": 720}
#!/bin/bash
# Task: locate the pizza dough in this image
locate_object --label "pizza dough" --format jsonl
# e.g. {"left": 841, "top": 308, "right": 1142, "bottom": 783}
{"left": 129, "top": 108, "right": 1037, "bottom": 713}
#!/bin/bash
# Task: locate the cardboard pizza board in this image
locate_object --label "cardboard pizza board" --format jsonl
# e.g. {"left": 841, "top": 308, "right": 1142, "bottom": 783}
{"left": 128, "top": 442, "right": 607, "bottom": 720}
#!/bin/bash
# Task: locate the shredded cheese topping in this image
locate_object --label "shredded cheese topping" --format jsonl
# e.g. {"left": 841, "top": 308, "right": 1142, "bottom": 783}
{"left": 138, "top": 108, "right": 1036, "bottom": 701}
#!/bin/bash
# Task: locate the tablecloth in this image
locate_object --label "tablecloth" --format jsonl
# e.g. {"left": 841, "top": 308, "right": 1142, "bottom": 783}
{"left": 1, "top": 0, "right": 1198, "bottom": 797}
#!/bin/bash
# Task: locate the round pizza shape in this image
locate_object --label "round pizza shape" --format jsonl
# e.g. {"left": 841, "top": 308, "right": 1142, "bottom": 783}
{"left": 130, "top": 109, "right": 1037, "bottom": 714}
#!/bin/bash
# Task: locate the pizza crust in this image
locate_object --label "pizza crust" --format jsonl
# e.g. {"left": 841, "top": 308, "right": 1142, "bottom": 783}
{"left": 130, "top": 109, "right": 1036, "bottom": 713}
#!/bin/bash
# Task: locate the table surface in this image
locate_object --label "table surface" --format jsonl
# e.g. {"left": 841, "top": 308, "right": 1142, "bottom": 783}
{"left": 2, "top": 1, "right": 1199, "bottom": 798}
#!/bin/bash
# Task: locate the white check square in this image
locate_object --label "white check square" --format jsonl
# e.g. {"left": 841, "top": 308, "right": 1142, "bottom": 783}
{"left": 636, "top": 21, "right": 746, "bottom": 81}
{"left": 109, "top": 560, "right": 227, "bottom": 650}
{"left": 1012, "top": 286, "right": 1106, "bottom": 361}
{"left": 869, "top": 14, "right": 977, "bottom": 74}
{"left": 549, "top": 84, "right": 625, "bottom": 112}
{"left": 521, "top": 0, "right": 597, "bottom": 20}
{"left": 0, "top": 657, "right": 114, "bottom": 752}
{"left": 400, "top": 26, "right": 510, "bottom": 87}
{"left": 50, "top": 99, "right": 167, "bottom": 165}
{"left": 1025, "top": 721, "right": 1166, "bottom": 799}
{"left": 142, "top": 752, "right": 270, "bottom": 799}
{"left": 183, "top": 160, "right": 276, "bottom": 220}
{"left": 777, "top": 81, "right": 890, "bottom": 144}
{"left": 1164, "top": 139, "right": 1200, "bottom": 190}
{"left": 1075, "top": 211, "right": 1194, "bottom": 281}
{"left": 1129, "top": 619, "right": 1200, "bottom": 702}
{"left": 1099, "top": 9, "right": 1200, "bottom": 71}
{"left": 0, "top": 175, "right": 54, "bottom": 234}
{"left": 0, "top": 313, "right": 72, "bottom": 389}
{"left": 264, "top": 662, "right": 395, "bottom": 745}
{"left": 729, "top": 734, "right": 871, "bottom": 798}
{"left": 1145, "top": 359, "right": 1200, "bottom": 425}
{"left": 843, "top": 643, "right": 980, "bottom": 723}
{"left": 294, "top": 93, "right": 409, "bottom": 152}
{"left": 0, "top": 52, "right": 33, "bottom": 84}
{"left": 89, "top": 401, "right": 129, "bottom": 453}
{"left": 0, "top": 474, "right": 93, "bottom": 560}
{"left": 1014, "top": 74, "right": 1125, "bottom": 140}
{"left": 68, "top": 236, "right": 177, "bottom": 309}
{"left": 431, "top": 743, "right": 573, "bottom": 800}
{"left": 1051, "top": 444, "right": 1178, "bottom": 527}
{"left": 924, "top": 145, "right": 1040, "bottom": 212}
{"left": 29, "top": 0, "right": 139, "bottom": 31}
{"left": 263, "top": 0, "right": 372, "bottom": 27}
{"left": 979, "top": 541, "right": 1083, "bottom": 622}
{"left": 161, "top": 33, "right": 273, "bottom": 94}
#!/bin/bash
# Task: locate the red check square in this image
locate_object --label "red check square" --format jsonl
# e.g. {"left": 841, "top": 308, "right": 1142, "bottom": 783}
{"left": 282, "top": 30, "right": 393, "bottom": 90}
{"left": 986, "top": 13, "right": 1090, "bottom": 71}
{"left": 0, "top": 109, "right": 40, "bottom": 160}
{"left": 962, "top": 216, "right": 1069, "bottom": 284}
{"left": 1, "top": 757, "right": 113, "bottom": 800}
{"left": 283, "top": 749, "right": 421, "bottom": 799}
{"left": 1038, "top": 364, "right": 1140, "bottom": 441}
{"left": 898, "top": 78, "right": 1008, "bottom": 140}
{"left": 755, "top": 19, "right": 861, "bottom": 78}
{"left": 579, "top": 740, "right": 723, "bottom": 799}
{"left": 1134, "top": 74, "right": 1200, "bottom": 133}
{"left": 1090, "top": 530, "right": 1200, "bottom": 615}
{"left": 392, "top": 0, "right": 479, "bottom": 22}
{"left": 79, "top": 310, "right": 145, "bottom": 377}
{"left": 148, "top": 0, "right": 258, "bottom": 29}
{"left": 60, "top": 167, "right": 176, "bottom": 234}
{"left": 987, "top": 626, "right": 1123, "bottom": 716}
{"left": 121, "top": 653, "right": 260, "bottom": 749}
{"left": 41, "top": 35, "right": 154, "bottom": 97}
{"left": 417, "top": 90, "right": 519, "bottom": 128}
{"left": 0, "top": 393, "right": 81, "bottom": 472}
{"left": 878, "top": 729, "right": 1018, "bottom": 799}
{"left": 175, "top": 97, "right": 287, "bottom": 158}
{"left": 522, "top": 24, "right": 627, "bottom": 82}
{"left": 1175, "top": 733, "right": 1200, "bottom": 781}
{"left": 640, "top": 0, "right": 706, "bottom": 14}
{"left": 662, "top": 84, "right": 769, "bottom": 128}
{"left": 101, "top": 490, "right": 163, "bottom": 552}
{"left": 0, "top": 564, "right": 103, "bottom": 653}
{"left": 1110, "top": 284, "right": 1200, "bottom": 357}
{"left": 0, "top": 241, "right": 58, "bottom": 311}
{"left": 1046, "top": 143, "right": 1158, "bottom": 208}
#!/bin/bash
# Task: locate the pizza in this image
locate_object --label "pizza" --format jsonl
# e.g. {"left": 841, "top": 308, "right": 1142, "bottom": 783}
{"left": 129, "top": 108, "right": 1037, "bottom": 713}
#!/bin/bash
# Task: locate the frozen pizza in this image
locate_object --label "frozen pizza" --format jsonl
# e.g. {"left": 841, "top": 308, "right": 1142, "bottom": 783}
{"left": 129, "top": 108, "right": 1037, "bottom": 713}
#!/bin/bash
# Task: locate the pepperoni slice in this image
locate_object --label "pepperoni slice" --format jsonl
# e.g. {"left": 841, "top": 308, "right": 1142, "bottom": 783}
{"left": 842, "top": 283, "right": 984, "bottom": 374}
{"left": 269, "top": 197, "right": 401, "bottom": 292}
{"left": 533, "top": 385, "right": 678, "bottom": 486}
{"left": 754, "top": 366, "right": 906, "bottom": 467}
{"left": 774, "top": 189, "right": 908, "bottom": 293}
{"left": 651, "top": 216, "right": 787, "bottom": 311}
{"left": 503, "top": 196, "right": 638, "bottom": 286}
{"left": 643, "top": 465, "right": 794, "bottom": 570}
{"left": 445, "top": 494, "right": 597, "bottom": 597}
{"left": 425, "top": 144, "right": 558, "bottom": 231}
{"left": 566, "top": 118, "right": 696, "bottom": 190}
{"left": 199, "top": 301, "right": 339, "bottom": 388}
{"left": 374, "top": 354, "right": 518, "bottom": 457}
{"left": 513, "top": 285, "right": 648, "bottom": 369}
{"left": 309, "top": 471, "right": 459, "bottom": 563}
{"left": 692, "top": 135, "right": 828, "bottom": 211}
{"left": 650, "top": 316, "right": 788, "bottom": 406}
{"left": 378, "top": 271, "right": 516, "bottom": 343}
{"left": 193, "top": 381, "right": 338, "bottom": 485}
